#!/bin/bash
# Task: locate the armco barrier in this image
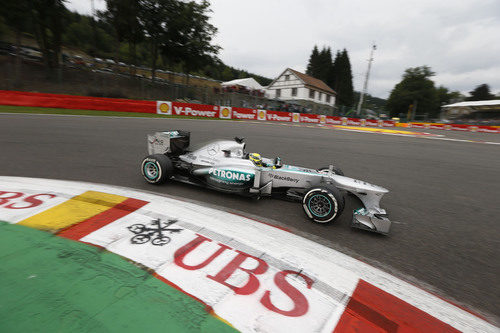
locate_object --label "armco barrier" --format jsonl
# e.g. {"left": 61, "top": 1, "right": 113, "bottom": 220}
{"left": 3, "top": 90, "right": 498, "bottom": 132}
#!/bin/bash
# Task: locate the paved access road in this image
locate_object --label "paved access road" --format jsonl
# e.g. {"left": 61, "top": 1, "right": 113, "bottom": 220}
{"left": 1, "top": 113, "right": 499, "bottom": 322}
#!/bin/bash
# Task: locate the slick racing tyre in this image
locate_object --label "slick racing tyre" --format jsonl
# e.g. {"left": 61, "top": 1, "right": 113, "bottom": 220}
{"left": 141, "top": 154, "right": 173, "bottom": 184}
{"left": 317, "top": 165, "right": 344, "bottom": 176}
{"left": 302, "top": 186, "right": 345, "bottom": 223}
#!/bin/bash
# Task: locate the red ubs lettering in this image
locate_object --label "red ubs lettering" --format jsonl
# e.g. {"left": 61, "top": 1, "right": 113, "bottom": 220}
{"left": 173, "top": 234, "right": 313, "bottom": 317}
{"left": 0, "top": 191, "right": 56, "bottom": 209}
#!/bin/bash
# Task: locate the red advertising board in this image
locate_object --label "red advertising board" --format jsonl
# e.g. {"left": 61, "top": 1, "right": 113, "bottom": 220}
{"left": 300, "top": 114, "right": 321, "bottom": 123}
{"left": 232, "top": 107, "right": 257, "bottom": 120}
{"left": 448, "top": 124, "right": 473, "bottom": 131}
{"left": 2, "top": 90, "right": 497, "bottom": 133}
{"left": 476, "top": 126, "right": 499, "bottom": 133}
{"left": 428, "top": 124, "right": 446, "bottom": 130}
{"left": 325, "top": 116, "right": 343, "bottom": 125}
{"left": 266, "top": 111, "right": 293, "bottom": 122}
{"left": 380, "top": 120, "right": 396, "bottom": 127}
{"left": 170, "top": 102, "right": 219, "bottom": 118}
{"left": 365, "top": 119, "right": 379, "bottom": 127}
{"left": 346, "top": 118, "right": 362, "bottom": 126}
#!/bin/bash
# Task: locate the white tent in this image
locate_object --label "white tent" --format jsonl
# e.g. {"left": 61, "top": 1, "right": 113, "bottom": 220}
{"left": 221, "top": 78, "right": 265, "bottom": 90}
{"left": 442, "top": 100, "right": 500, "bottom": 108}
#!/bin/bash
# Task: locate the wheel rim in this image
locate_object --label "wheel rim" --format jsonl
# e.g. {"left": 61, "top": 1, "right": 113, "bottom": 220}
{"left": 144, "top": 161, "right": 159, "bottom": 180}
{"left": 308, "top": 194, "right": 332, "bottom": 217}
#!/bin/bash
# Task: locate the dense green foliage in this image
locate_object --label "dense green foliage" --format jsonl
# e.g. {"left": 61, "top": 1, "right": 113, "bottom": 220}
{"left": 387, "top": 66, "right": 437, "bottom": 118}
{"left": 306, "top": 46, "right": 354, "bottom": 108}
{"left": 386, "top": 66, "right": 469, "bottom": 119}
{"left": 0, "top": 0, "right": 271, "bottom": 84}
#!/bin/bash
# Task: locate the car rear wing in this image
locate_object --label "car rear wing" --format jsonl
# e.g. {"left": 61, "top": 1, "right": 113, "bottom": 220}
{"left": 147, "top": 130, "right": 190, "bottom": 155}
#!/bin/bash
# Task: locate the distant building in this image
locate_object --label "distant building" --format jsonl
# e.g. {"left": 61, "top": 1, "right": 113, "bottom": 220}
{"left": 266, "top": 68, "right": 336, "bottom": 114}
{"left": 221, "top": 78, "right": 265, "bottom": 91}
{"left": 441, "top": 100, "right": 500, "bottom": 125}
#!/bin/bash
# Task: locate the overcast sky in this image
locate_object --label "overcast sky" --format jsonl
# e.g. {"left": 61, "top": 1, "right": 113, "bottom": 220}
{"left": 68, "top": 0, "right": 500, "bottom": 99}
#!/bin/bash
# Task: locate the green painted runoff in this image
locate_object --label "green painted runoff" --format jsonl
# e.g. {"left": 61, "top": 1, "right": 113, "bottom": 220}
{"left": 0, "top": 222, "right": 237, "bottom": 333}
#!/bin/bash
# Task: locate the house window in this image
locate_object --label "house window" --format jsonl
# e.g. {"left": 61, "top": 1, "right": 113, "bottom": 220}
{"left": 326, "top": 95, "right": 331, "bottom": 103}
{"left": 276, "top": 89, "right": 281, "bottom": 98}
{"left": 285, "top": 75, "right": 290, "bottom": 81}
{"left": 309, "top": 89, "right": 315, "bottom": 99}
{"left": 292, "top": 88, "right": 297, "bottom": 96}
{"left": 318, "top": 92, "right": 322, "bottom": 100}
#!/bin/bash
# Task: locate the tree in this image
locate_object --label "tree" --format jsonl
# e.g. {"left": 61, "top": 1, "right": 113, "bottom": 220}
{"left": 175, "top": 0, "right": 220, "bottom": 83}
{"left": 139, "top": 0, "right": 178, "bottom": 81}
{"left": 436, "top": 86, "right": 463, "bottom": 107}
{"left": 306, "top": 46, "right": 333, "bottom": 84}
{"left": 467, "top": 84, "right": 495, "bottom": 101}
{"left": 306, "top": 45, "right": 320, "bottom": 77}
{"left": 30, "top": 0, "right": 68, "bottom": 71}
{"left": 105, "top": 0, "right": 143, "bottom": 71}
{"left": 334, "top": 49, "right": 354, "bottom": 107}
{"left": 386, "top": 66, "right": 438, "bottom": 119}
{"left": 0, "top": 0, "right": 31, "bottom": 79}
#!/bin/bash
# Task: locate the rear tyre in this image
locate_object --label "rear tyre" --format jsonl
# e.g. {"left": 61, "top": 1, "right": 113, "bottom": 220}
{"left": 302, "top": 186, "right": 345, "bottom": 223}
{"left": 317, "top": 165, "right": 344, "bottom": 176}
{"left": 141, "top": 154, "right": 173, "bottom": 184}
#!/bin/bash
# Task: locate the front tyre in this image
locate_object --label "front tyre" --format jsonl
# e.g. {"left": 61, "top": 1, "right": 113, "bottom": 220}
{"left": 141, "top": 154, "right": 173, "bottom": 184}
{"left": 302, "top": 186, "right": 345, "bottom": 223}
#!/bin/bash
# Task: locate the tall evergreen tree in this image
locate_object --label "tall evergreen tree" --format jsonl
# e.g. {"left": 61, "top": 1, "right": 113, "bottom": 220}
{"left": 306, "top": 45, "right": 320, "bottom": 78}
{"left": 336, "top": 49, "right": 354, "bottom": 107}
{"left": 330, "top": 51, "right": 341, "bottom": 91}
{"left": 319, "top": 47, "right": 333, "bottom": 84}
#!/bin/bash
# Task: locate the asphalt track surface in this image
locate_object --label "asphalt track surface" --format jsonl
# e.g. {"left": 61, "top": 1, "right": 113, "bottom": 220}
{"left": 1, "top": 113, "right": 499, "bottom": 322}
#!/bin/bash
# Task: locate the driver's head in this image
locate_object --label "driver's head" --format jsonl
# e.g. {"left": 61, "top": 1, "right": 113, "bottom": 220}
{"left": 249, "top": 153, "right": 263, "bottom": 166}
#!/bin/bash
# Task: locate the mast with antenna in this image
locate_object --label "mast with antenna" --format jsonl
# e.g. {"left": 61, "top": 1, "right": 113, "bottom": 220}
{"left": 356, "top": 43, "right": 376, "bottom": 115}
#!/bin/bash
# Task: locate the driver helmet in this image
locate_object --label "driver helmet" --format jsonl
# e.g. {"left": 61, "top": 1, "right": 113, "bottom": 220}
{"left": 249, "top": 153, "right": 263, "bottom": 166}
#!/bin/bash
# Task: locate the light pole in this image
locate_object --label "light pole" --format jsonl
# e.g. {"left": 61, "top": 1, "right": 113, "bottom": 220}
{"left": 356, "top": 43, "right": 376, "bottom": 116}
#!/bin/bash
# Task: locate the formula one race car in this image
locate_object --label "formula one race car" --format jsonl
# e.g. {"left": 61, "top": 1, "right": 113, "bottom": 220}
{"left": 141, "top": 130, "right": 392, "bottom": 234}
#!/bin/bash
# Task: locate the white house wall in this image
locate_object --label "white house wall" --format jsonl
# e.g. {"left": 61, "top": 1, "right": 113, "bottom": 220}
{"left": 267, "top": 69, "right": 336, "bottom": 106}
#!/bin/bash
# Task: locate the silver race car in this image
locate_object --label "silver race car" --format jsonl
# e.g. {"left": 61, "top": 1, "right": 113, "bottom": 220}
{"left": 141, "top": 130, "right": 392, "bottom": 234}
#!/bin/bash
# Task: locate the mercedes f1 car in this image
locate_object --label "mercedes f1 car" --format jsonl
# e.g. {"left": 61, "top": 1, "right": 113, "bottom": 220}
{"left": 141, "top": 130, "right": 392, "bottom": 234}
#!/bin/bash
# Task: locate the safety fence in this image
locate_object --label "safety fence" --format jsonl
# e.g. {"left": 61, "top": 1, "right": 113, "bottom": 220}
{"left": 1, "top": 90, "right": 499, "bottom": 133}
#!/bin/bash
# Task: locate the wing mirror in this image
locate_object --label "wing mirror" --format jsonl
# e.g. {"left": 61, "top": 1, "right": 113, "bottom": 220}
{"left": 274, "top": 157, "right": 283, "bottom": 168}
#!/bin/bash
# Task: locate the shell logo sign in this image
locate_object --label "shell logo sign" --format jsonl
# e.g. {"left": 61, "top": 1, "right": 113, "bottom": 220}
{"left": 257, "top": 109, "right": 267, "bottom": 121}
{"left": 292, "top": 113, "right": 300, "bottom": 123}
{"left": 320, "top": 115, "right": 326, "bottom": 124}
{"left": 156, "top": 101, "right": 172, "bottom": 115}
{"left": 219, "top": 106, "right": 232, "bottom": 119}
